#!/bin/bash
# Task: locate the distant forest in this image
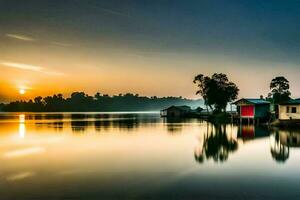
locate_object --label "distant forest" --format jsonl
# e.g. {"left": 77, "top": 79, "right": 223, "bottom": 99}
{"left": 0, "top": 92, "right": 203, "bottom": 112}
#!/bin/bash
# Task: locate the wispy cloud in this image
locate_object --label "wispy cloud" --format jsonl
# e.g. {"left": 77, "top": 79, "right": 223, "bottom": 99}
{"left": 6, "top": 172, "right": 35, "bottom": 181}
{"left": 6, "top": 33, "right": 74, "bottom": 48}
{"left": 1, "top": 62, "right": 64, "bottom": 76}
{"left": 100, "top": 8, "right": 129, "bottom": 17}
{"left": 1, "top": 62, "right": 43, "bottom": 71}
{"left": 6, "top": 33, "right": 35, "bottom": 41}
{"left": 51, "top": 42, "right": 72, "bottom": 47}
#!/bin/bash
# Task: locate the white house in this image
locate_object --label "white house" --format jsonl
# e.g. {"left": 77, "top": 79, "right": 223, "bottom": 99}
{"left": 278, "top": 99, "right": 300, "bottom": 120}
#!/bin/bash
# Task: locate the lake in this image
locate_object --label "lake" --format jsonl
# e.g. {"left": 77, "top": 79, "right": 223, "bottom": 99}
{"left": 0, "top": 112, "right": 300, "bottom": 200}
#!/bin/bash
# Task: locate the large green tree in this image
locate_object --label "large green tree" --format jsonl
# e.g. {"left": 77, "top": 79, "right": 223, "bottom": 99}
{"left": 193, "top": 73, "right": 239, "bottom": 112}
{"left": 268, "top": 76, "right": 291, "bottom": 104}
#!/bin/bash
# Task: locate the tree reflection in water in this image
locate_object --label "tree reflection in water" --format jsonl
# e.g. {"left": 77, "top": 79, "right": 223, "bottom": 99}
{"left": 270, "top": 132, "right": 289, "bottom": 163}
{"left": 71, "top": 114, "right": 89, "bottom": 132}
{"left": 195, "top": 123, "right": 238, "bottom": 163}
{"left": 270, "top": 128, "right": 300, "bottom": 163}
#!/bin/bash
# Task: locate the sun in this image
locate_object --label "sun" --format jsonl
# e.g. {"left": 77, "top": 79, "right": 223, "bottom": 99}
{"left": 19, "top": 89, "right": 26, "bottom": 95}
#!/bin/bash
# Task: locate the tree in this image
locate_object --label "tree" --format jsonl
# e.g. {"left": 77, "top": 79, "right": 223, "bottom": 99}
{"left": 33, "top": 96, "right": 44, "bottom": 111}
{"left": 34, "top": 96, "right": 43, "bottom": 104}
{"left": 0, "top": 103, "right": 4, "bottom": 111}
{"left": 94, "top": 92, "right": 101, "bottom": 100}
{"left": 193, "top": 73, "right": 239, "bottom": 113}
{"left": 268, "top": 76, "right": 291, "bottom": 104}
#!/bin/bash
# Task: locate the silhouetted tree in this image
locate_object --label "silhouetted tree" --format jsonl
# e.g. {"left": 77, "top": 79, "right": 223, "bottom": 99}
{"left": 94, "top": 92, "right": 101, "bottom": 100}
{"left": 43, "top": 94, "right": 65, "bottom": 111}
{"left": 0, "top": 103, "right": 4, "bottom": 111}
{"left": 268, "top": 76, "right": 291, "bottom": 104}
{"left": 194, "top": 73, "right": 239, "bottom": 113}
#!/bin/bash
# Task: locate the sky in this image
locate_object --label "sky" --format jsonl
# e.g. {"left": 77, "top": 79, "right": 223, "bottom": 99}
{"left": 1, "top": 0, "right": 300, "bottom": 102}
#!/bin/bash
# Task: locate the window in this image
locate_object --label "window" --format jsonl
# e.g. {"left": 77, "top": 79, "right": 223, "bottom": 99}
{"left": 286, "top": 106, "right": 297, "bottom": 113}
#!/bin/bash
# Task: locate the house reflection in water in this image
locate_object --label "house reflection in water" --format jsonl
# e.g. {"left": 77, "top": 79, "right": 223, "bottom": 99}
{"left": 195, "top": 124, "right": 278, "bottom": 164}
{"left": 163, "top": 117, "right": 188, "bottom": 133}
{"left": 237, "top": 125, "right": 269, "bottom": 140}
{"left": 278, "top": 130, "right": 300, "bottom": 147}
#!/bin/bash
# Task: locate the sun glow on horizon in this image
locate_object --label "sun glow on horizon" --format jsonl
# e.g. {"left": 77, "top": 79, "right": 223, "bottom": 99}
{"left": 19, "top": 89, "right": 26, "bottom": 95}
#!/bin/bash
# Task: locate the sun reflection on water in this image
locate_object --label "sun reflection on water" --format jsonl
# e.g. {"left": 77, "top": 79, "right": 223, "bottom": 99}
{"left": 19, "top": 114, "right": 25, "bottom": 138}
{"left": 3, "top": 147, "right": 45, "bottom": 158}
{"left": 6, "top": 171, "right": 34, "bottom": 182}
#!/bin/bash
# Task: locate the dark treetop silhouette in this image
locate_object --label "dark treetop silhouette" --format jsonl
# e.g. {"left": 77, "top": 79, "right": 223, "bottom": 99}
{"left": 267, "top": 76, "right": 291, "bottom": 104}
{"left": 1, "top": 92, "right": 203, "bottom": 112}
{"left": 193, "top": 73, "right": 239, "bottom": 113}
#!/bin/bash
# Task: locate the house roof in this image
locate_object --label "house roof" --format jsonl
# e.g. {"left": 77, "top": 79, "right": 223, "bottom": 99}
{"left": 233, "top": 98, "right": 270, "bottom": 105}
{"left": 162, "top": 105, "right": 191, "bottom": 111}
{"left": 280, "top": 98, "right": 300, "bottom": 105}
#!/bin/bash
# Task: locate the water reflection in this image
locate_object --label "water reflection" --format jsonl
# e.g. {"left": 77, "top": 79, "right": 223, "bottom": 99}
{"left": 12, "top": 113, "right": 160, "bottom": 133}
{"left": 71, "top": 120, "right": 89, "bottom": 132}
{"left": 6, "top": 171, "right": 35, "bottom": 182}
{"left": 19, "top": 123, "right": 26, "bottom": 138}
{"left": 52, "top": 121, "right": 64, "bottom": 131}
{"left": 195, "top": 124, "right": 238, "bottom": 163}
{"left": 270, "top": 132, "right": 290, "bottom": 163}
{"left": 163, "top": 117, "right": 203, "bottom": 134}
{"left": 269, "top": 129, "right": 300, "bottom": 163}
{"left": 1, "top": 113, "right": 300, "bottom": 199}
{"left": 237, "top": 125, "right": 269, "bottom": 140}
{"left": 19, "top": 114, "right": 26, "bottom": 138}
{"left": 5, "top": 113, "right": 300, "bottom": 165}
{"left": 94, "top": 120, "right": 110, "bottom": 131}
{"left": 163, "top": 118, "right": 185, "bottom": 133}
{"left": 4, "top": 147, "right": 45, "bottom": 158}
{"left": 194, "top": 124, "right": 300, "bottom": 164}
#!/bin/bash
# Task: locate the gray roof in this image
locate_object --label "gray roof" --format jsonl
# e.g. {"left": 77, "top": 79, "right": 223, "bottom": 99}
{"left": 233, "top": 98, "right": 270, "bottom": 105}
{"left": 162, "top": 105, "right": 191, "bottom": 111}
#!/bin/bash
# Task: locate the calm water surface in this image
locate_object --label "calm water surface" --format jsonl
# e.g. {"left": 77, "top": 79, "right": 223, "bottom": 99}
{"left": 0, "top": 112, "right": 300, "bottom": 200}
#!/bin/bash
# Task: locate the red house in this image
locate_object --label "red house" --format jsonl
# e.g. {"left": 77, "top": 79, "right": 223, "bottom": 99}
{"left": 233, "top": 98, "right": 270, "bottom": 120}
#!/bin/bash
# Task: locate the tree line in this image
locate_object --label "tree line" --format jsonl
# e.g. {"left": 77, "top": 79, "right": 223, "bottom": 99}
{"left": 1, "top": 92, "right": 203, "bottom": 112}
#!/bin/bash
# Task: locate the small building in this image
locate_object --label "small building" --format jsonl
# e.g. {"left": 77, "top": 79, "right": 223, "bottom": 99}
{"left": 160, "top": 105, "right": 191, "bottom": 117}
{"left": 233, "top": 98, "right": 270, "bottom": 122}
{"left": 278, "top": 99, "right": 300, "bottom": 120}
